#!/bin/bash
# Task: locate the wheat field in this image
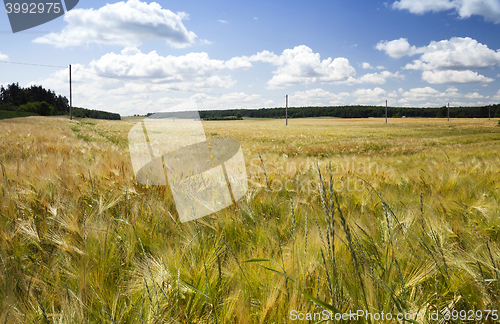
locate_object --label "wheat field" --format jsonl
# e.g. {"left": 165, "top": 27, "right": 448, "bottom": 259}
{"left": 1, "top": 116, "right": 500, "bottom": 323}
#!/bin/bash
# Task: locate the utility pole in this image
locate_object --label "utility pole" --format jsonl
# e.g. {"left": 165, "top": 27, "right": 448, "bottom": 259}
{"left": 69, "top": 64, "right": 72, "bottom": 120}
{"left": 489, "top": 105, "right": 491, "bottom": 120}
{"left": 447, "top": 102, "right": 449, "bottom": 122}
{"left": 385, "top": 100, "right": 387, "bottom": 124}
{"left": 286, "top": 95, "right": 288, "bottom": 126}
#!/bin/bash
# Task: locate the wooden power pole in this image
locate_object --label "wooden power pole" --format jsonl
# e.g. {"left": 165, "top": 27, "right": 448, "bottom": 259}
{"left": 69, "top": 64, "right": 72, "bottom": 120}
{"left": 447, "top": 103, "right": 449, "bottom": 122}
{"left": 286, "top": 95, "right": 288, "bottom": 126}
{"left": 385, "top": 100, "right": 387, "bottom": 124}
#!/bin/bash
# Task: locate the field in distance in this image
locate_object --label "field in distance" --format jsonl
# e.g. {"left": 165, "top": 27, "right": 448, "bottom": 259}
{"left": 0, "top": 116, "right": 499, "bottom": 323}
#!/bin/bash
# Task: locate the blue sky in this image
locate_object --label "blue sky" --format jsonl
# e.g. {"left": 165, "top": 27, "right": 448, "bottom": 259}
{"left": 1, "top": 0, "right": 500, "bottom": 115}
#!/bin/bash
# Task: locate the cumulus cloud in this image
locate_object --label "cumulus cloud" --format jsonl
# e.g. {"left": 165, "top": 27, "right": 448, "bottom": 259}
{"left": 458, "top": 0, "right": 500, "bottom": 23}
{"left": 348, "top": 71, "right": 403, "bottom": 85}
{"left": 229, "top": 46, "right": 393, "bottom": 87}
{"left": 392, "top": 0, "right": 500, "bottom": 23}
{"left": 32, "top": 47, "right": 261, "bottom": 115}
{"left": 361, "top": 63, "right": 385, "bottom": 70}
{"left": 33, "top": 0, "right": 197, "bottom": 48}
{"left": 247, "top": 45, "right": 356, "bottom": 88}
{"left": 115, "top": 91, "right": 274, "bottom": 115}
{"left": 399, "top": 86, "right": 442, "bottom": 101}
{"left": 288, "top": 86, "right": 494, "bottom": 107}
{"left": 0, "top": 51, "right": 8, "bottom": 61}
{"left": 362, "top": 62, "right": 373, "bottom": 69}
{"left": 352, "top": 87, "right": 388, "bottom": 104}
{"left": 465, "top": 92, "right": 484, "bottom": 99}
{"left": 493, "top": 89, "right": 500, "bottom": 100}
{"left": 224, "top": 56, "right": 253, "bottom": 70}
{"left": 91, "top": 48, "right": 204, "bottom": 80}
{"left": 379, "top": 37, "right": 499, "bottom": 84}
{"left": 185, "top": 92, "right": 275, "bottom": 111}
{"left": 397, "top": 87, "right": 442, "bottom": 105}
{"left": 290, "top": 88, "right": 350, "bottom": 106}
{"left": 396, "top": 86, "right": 469, "bottom": 105}
{"left": 403, "top": 37, "right": 500, "bottom": 71}
{"left": 392, "top": 0, "right": 456, "bottom": 14}
{"left": 35, "top": 60, "right": 273, "bottom": 115}
{"left": 376, "top": 38, "right": 420, "bottom": 58}
{"left": 422, "top": 70, "right": 494, "bottom": 83}
{"left": 84, "top": 47, "right": 256, "bottom": 89}
{"left": 291, "top": 87, "right": 396, "bottom": 106}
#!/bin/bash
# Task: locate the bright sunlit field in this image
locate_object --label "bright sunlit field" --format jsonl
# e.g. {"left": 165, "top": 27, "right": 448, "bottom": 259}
{"left": 1, "top": 116, "right": 500, "bottom": 323}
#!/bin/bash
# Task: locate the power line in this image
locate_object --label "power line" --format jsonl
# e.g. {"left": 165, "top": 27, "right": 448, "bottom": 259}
{"left": 0, "top": 60, "right": 66, "bottom": 68}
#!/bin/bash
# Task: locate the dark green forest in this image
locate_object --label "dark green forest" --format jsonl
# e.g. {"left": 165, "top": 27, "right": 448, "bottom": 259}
{"left": 199, "top": 104, "right": 500, "bottom": 120}
{"left": 70, "top": 107, "right": 121, "bottom": 120}
{"left": 0, "top": 83, "right": 120, "bottom": 120}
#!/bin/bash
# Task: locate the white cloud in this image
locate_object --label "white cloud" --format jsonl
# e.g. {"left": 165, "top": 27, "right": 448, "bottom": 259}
{"left": 225, "top": 56, "right": 253, "bottom": 70}
{"left": 392, "top": 0, "right": 456, "bottom": 14}
{"left": 348, "top": 71, "right": 403, "bottom": 85}
{"left": 493, "top": 89, "right": 500, "bottom": 100}
{"left": 32, "top": 47, "right": 264, "bottom": 115}
{"left": 290, "top": 88, "right": 349, "bottom": 106}
{"left": 277, "top": 86, "right": 493, "bottom": 108}
{"left": 188, "top": 92, "right": 274, "bottom": 111}
{"left": 379, "top": 37, "right": 500, "bottom": 84}
{"left": 422, "top": 70, "right": 494, "bottom": 83}
{"left": 376, "top": 38, "right": 419, "bottom": 58}
{"left": 34, "top": 60, "right": 275, "bottom": 115}
{"left": 465, "top": 92, "right": 484, "bottom": 99}
{"left": 0, "top": 51, "right": 8, "bottom": 61}
{"left": 458, "top": 0, "right": 500, "bottom": 23}
{"left": 399, "top": 86, "right": 442, "bottom": 101}
{"left": 33, "top": 0, "right": 197, "bottom": 48}
{"left": 352, "top": 87, "right": 388, "bottom": 104}
{"left": 445, "top": 86, "right": 460, "bottom": 96}
{"left": 362, "top": 62, "right": 373, "bottom": 69}
{"left": 396, "top": 86, "right": 472, "bottom": 105}
{"left": 249, "top": 50, "right": 281, "bottom": 64}
{"left": 249, "top": 45, "right": 356, "bottom": 88}
{"left": 392, "top": 0, "right": 500, "bottom": 23}
{"left": 111, "top": 91, "right": 273, "bottom": 115}
{"left": 404, "top": 37, "right": 500, "bottom": 71}
{"left": 87, "top": 47, "right": 237, "bottom": 88}
{"left": 397, "top": 87, "right": 444, "bottom": 105}
{"left": 291, "top": 87, "right": 400, "bottom": 106}
{"left": 218, "top": 19, "right": 228, "bottom": 24}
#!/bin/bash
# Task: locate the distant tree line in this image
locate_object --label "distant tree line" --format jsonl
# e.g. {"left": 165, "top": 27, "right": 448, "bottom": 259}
{"left": 0, "top": 83, "right": 120, "bottom": 120}
{"left": 203, "top": 112, "right": 243, "bottom": 121}
{"left": 71, "top": 107, "right": 121, "bottom": 120}
{"left": 199, "top": 105, "right": 500, "bottom": 119}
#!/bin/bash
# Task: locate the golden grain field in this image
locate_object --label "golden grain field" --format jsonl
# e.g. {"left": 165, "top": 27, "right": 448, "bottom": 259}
{"left": 1, "top": 116, "right": 500, "bottom": 323}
